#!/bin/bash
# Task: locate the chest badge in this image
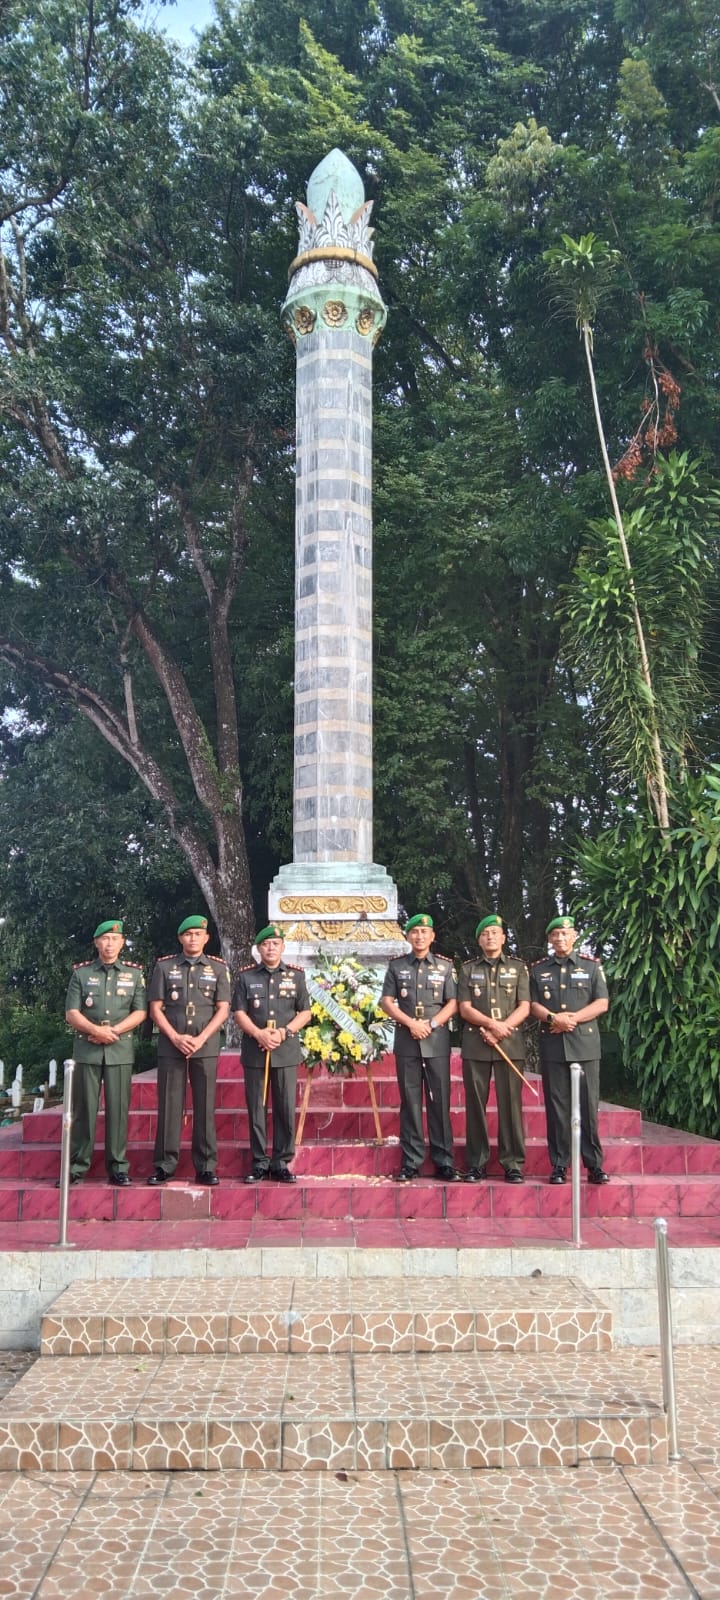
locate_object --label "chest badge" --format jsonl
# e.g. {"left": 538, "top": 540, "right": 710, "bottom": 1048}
{"left": 85, "top": 997, "right": 93, "bottom": 1008}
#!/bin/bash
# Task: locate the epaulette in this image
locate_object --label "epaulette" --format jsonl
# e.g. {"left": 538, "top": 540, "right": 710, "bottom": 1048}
{"left": 207, "top": 954, "right": 227, "bottom": 964}
{"left": 531, "top": 957, "right": 549, "bottom": 966}
{"left": 72, "top": 960, "right": 95, "bottom": 970}
{"left": 156, "top": 953, "right": 177, "bottom": 961}
{"left": 285, "top": 962, "right": 305, "bottom": 971}
{"left": 122, "top": 960, "right": 144, "bottom": 970}
{"left": 237, "top": 963, "right": 257, "bottom": 972}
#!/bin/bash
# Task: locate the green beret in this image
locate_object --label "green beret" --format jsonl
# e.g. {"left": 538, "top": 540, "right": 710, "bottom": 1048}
{"left": 177, "top": 915, "right": 208, "bottom": 936}
{"left": 94, "top": 919, "right": 123, "bottom": 938}
{"left": 476, "top": 915, "right": 504, "bottom": 937}
{"left": 255, "top": 923, "right": 283, "bottom": 944}
{"left": 546, "top": 915, "right": 575, "bottom": 935}
{"left": 405, "top": 913, "right": 434, "bottom": 931}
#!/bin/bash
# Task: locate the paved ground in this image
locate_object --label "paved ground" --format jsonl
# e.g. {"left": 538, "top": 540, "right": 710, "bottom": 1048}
{"left": 0, "top": 1346, "right": 717, "bottom": 1596}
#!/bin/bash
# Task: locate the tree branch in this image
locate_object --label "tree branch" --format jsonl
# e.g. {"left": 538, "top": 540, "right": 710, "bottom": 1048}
{"left": 0, "top": 637, "right": 219, "bottom": 894}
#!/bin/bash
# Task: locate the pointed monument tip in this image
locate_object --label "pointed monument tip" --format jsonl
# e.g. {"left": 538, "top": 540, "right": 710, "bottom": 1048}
{"left": 307, "top": 149, "right": 365, "bottom": 222}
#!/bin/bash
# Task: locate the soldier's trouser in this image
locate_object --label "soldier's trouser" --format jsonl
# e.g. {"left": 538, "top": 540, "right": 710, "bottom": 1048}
{"left": 71, "top": 1058, "right": 133, "bottom": 1176}
{"left": 153, "top": 1054, "right": 218, "bottom": 1175}
{"left": 541, "top": 1057, "right": 603, "bottom": 1171}
{"left": 243, "top": 1062, "right": 298, "bottom": 1170}
{"left": 462, "top": 1055, "right": 525, "bottom": 1172}
{"left": 395, "top": 1050, "right": 454, "bottom": 1170}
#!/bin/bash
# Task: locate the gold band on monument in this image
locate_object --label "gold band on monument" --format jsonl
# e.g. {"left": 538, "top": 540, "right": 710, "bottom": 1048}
{"left": 288, "top": 246, "right": 379, "bottom": 281}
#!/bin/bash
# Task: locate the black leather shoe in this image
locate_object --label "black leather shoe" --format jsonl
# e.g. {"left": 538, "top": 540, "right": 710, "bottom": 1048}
{"left": 395, "top": 1165, "right": 418, "bottom": 1183}
{"left": 464, "top": 1166, "right": 487, "bottom": 1182}
{"left": 549, "top": 1166, "right": 567, "bottom": 1185}
{"left": 196, "top": 1171, "right": 219, "bottom": 1186}
{"left": 505, "top": 1169, "right": 525, "bottom": 1184}
{"left": 54, "top": 1173, "right": 84, "bottom": 1188}
{"left": 108, "top": 1171, "right": 131, "bottom": 1186}
{"left": 244, "top": 1167, "right": 268, "bottom": 1184}
{"left": 435, "top": 1164, "right": 461, "bottom": 1182}
{"left": 587, "top": 1167, "right": 610, "bottom": 1185}
{"left": 147, "top": 1169, "right": 169, "bottom": 1186}
{"left": 270, "top": 1166, "right": 296, "bottom": 1183}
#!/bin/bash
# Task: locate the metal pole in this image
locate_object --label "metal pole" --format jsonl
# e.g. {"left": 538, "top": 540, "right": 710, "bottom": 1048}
{"left": 570, "top": 1061, "right": 582, "bottom": 1248}
{"left": 654, "top": 1217, "right": 680, "bottom": 1459}
{"left": 51, "top": 1058, "right": 76, "bottom": 1250}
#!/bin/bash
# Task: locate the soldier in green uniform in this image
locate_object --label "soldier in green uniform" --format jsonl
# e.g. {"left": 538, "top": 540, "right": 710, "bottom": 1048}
{"left": 63, "top": 919, "right": 147, "bottom": 1185}
{"left": 529, "top": 915, "right": 610, "bottom": 1185}
{"left": 458, "top": 915, "right": 530, "bottom": 1183}
{"left": 147, "top": 915, "right": 231, "bottom": 1186}
{"left": 233, "top": 924, "right": 312, "bottom": 1184}
{"left": 381, "top": 913, "right": 460, "bottom": 1182}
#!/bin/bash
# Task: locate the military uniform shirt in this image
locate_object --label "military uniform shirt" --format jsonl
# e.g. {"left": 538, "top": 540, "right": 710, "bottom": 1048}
{"left": 65, "top": 958, "right": 146, "bottom": 1065}
{"left": 149, "top": 954, "right": 231, "bottom": 1060}
{"left": 233, "top": 961, "right": 311, "bottom": 1069}
{"left": 382, "top": 952, "right": 456, "bottom": 1060}
{"left": 530, "top": 952, "right": 608, "bottom": 1061}
{"left": 458, "top": 956, "right": 529, "bottom": 1061}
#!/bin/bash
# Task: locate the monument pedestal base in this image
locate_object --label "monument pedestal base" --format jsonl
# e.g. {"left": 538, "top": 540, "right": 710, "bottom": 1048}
{"left": 267, "top": 862, "right": 405, "bottom": 974}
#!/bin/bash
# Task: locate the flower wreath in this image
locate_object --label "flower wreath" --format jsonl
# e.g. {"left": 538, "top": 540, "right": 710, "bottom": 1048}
{"left": 302, "top": 956, "right": 391, "bottom": 1076}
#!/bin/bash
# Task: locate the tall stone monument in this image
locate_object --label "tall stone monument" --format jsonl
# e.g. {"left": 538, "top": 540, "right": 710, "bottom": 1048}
{"left": 267, "top": 149, "right": 403, "bottom": 967}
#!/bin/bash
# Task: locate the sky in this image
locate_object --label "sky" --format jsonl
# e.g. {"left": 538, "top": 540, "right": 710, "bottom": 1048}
{"left": 152, "top": 0, "right": 217, "bottom": 46}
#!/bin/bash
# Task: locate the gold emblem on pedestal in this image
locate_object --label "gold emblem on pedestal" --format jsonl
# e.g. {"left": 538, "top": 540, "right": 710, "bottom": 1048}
{"left": 280, "top": 919, "right": 402, "bottom": 943}
{"left": 278, "top": 896, "right": 388, "bottom": 914}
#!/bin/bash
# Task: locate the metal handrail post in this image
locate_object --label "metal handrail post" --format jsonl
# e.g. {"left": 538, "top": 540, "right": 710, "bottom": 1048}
{"left": 570, "top": 1061, "right": 582, "bottom": 1248}
{"left": 654, "top": 1217, "right": 680, "bottom": 1459}
{"left": 51, "top": 1058, "right": 76, "bottom": 1251}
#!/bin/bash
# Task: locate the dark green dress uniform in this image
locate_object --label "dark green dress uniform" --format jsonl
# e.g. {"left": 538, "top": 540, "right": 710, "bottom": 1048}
{"left": 66, "top": 958, "right": 146, "bottom": 1178}
{"left": 459, "top": 955, "right": 530, "bottom": 1176}
{"left": 149, "top": 953, "right": 231, "bottom": 1178}
{"left": 381, "top": 952, "right": 456, "bottom": 1173}
{"left": 530, "top": 951, "right": 608, "bottom": 1172}
{"left": 233, "top": 960, "right": 311, "bottom": 1174}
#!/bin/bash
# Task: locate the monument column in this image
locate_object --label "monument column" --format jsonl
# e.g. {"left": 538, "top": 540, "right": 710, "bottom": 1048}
{"left": 268, "top": 149, "right": 402, "bottom": 967}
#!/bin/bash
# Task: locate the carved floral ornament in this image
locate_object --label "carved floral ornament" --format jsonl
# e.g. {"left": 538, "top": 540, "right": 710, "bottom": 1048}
{"left": 356, "top": 306, "right": 377, "bottom": 336}
{"left": 278, "top": 896, "right": 389, "bottom": 914}
{"left": 283, "top": 920, "right": 403, "bottom": 941}
{"left": 291, "top": 192, "right": 378, "bottom": 276}
{"left": 293, "top": 305, "right": 316, "bottom": 335}
{"left": 290, "top": 299, "right": 381, "bottom": 339}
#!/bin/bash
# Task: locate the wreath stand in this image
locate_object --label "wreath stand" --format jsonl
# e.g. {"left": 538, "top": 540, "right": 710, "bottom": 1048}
{"left": 296, "top": 1062, "right": 385, "bottom": 1148}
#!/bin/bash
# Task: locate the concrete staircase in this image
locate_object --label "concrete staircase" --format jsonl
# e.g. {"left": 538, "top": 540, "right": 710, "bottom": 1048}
{"left": 0, "top": 1276, "right": 668, "bottom": 1472}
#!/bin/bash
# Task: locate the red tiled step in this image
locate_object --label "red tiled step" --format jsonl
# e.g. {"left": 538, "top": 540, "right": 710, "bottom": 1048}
{"left": 4, "top": 1171, "right": 720, "bottom": 1225}
{"left": 11, "top": 1130, "right": 720, "bottom": 1184}
{"left": 19, "top": 1101, "right": 645, "bottom": 1147}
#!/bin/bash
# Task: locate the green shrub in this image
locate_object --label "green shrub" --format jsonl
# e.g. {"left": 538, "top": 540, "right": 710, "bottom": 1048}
{"left": 577, "top": 768, "right": 720, "bottom": 1136}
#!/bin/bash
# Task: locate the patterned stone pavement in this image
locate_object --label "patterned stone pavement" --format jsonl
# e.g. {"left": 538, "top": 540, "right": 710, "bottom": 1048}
{"left": 39, "top": 1275, "right": 613, "bottom": 1356}
{"left": 0, "top": 1349, "right": 718, "bottom": 1595}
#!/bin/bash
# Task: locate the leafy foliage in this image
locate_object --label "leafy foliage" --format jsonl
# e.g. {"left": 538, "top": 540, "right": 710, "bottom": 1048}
{"left": 562, "top": 452, "right": 720, "bottom": 800}
{"left": 577, "top": 769, "right": 720, "bottom": 1135}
